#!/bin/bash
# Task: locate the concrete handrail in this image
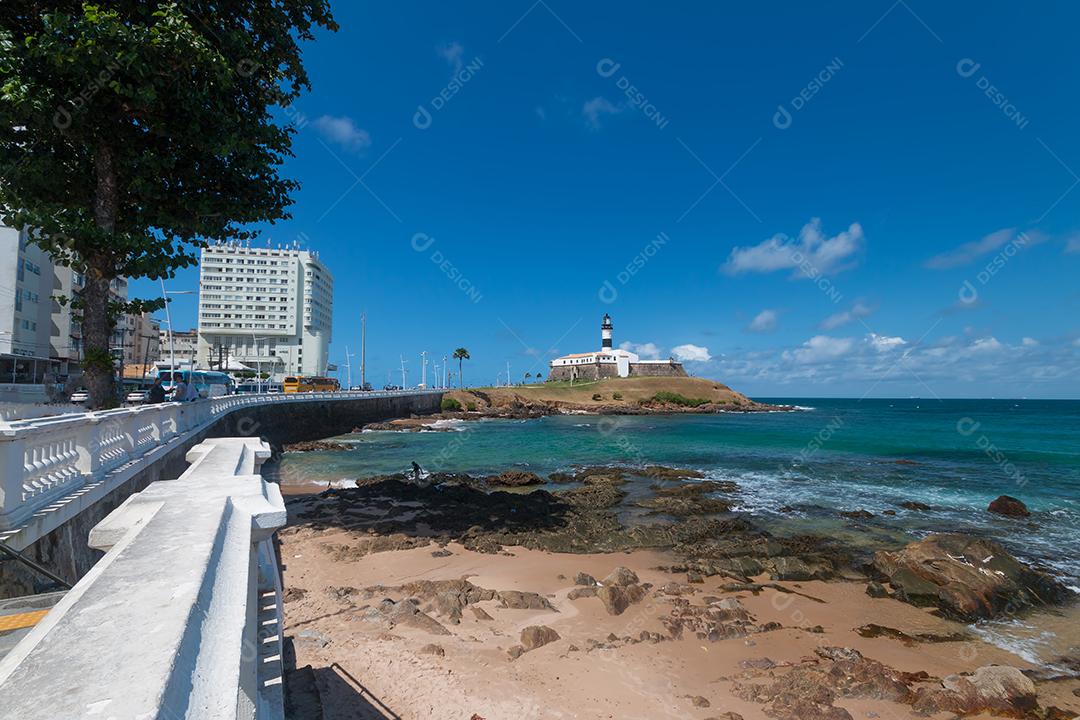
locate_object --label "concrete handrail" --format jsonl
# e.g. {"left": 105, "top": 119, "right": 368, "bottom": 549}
{"left": 0, "top": 389, "right": 442, "bottom": 533}
{"left": 0, "top": 437, "right": 288, "bottom": 719}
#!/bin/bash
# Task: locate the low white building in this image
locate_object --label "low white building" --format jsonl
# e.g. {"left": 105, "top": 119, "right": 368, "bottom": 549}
{"left": 548, "top": 314, "right": 687, "bottom": 382}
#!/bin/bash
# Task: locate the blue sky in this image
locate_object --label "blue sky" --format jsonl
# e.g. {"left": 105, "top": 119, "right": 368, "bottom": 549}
{"left": 133, "top": 1, "right": 1080, "bottom": 398}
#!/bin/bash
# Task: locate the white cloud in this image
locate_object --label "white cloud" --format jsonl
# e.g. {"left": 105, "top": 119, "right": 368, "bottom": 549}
{"left": 784, "top": 335, "right": 854, "bottom": 364}
{"left": 697, "top": 334, "right": 1080, "bottom": 397}
{"left": 1066, "top": 235, "right": 1080, "bottom": 255}
{"left": 1022, "top": 337, "right": 1039, "bottom": 347}
{"left": 671, "top": 344, "right": 712, "bottom": 362}
{"left": 747, "top": 309, "right": 778, "bottom": 333}
{"left": 970, "top": 337, "right": 1004, "bottom": 353}
{"left": 620, "top": 341, "right": 662, "bottom": 360}
{"left": 925, "top": 228, "right": 1015, "bottom": 269}
{"left": 438, "top": 41, "right": 465, "bottom": 73}
{"left": 582, "top": 96, "right": 622, "bottom": 129}
{"left": 867, "top": 333, "right": 906, "bottom": 352}
{"left": 820, "top": 300, "right": 874, "bottom": 330}
{"left": 723, "top": 218, "right": 863, "bottom": 277}
{"left": 313, "top": 115, "right": 371, "bottom": 152}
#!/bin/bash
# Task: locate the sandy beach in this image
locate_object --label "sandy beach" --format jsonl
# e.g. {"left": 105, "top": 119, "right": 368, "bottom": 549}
{"left": 278, "top": 468, "right": 1080, "bottom": 720}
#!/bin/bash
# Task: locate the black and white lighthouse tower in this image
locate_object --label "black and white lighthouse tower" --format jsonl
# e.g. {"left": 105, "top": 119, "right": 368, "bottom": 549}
{"left": 601, "top": 313, "right": 613, "bottom": 349}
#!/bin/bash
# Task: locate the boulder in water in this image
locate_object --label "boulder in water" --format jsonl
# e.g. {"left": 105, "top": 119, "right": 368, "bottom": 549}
{"left": 987, "top": 495, "right": 1030, "bottom": 518}
{"left": 873, "top": 534, "right": 1070, "bottom": 620}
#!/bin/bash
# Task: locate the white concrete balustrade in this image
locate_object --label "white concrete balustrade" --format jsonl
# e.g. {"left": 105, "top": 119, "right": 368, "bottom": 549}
{"left": 0, "top": 437, "right": 288, "bottom": 719}
{"left": 0, "top": 390, "right": 441, "bottom": 546}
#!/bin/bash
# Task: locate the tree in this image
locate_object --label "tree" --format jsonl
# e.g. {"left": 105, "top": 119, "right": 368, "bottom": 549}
{"left": 0, "top": 2, "right": 337, "bottom": 407}
{"left": 452, "top": 347, "right": 470, "bottom": 388}
{"left": 524, "top": 372, "right": 531, "bottom": 384}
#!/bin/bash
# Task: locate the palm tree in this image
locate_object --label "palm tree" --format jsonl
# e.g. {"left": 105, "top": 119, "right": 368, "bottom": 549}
{"left": 453, "top": 348, "right": 470, "bottom": 387}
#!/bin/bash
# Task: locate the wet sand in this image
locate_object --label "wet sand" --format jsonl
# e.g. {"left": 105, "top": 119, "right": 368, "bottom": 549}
{"left": 279, "top": 527, "right": 1080, "bottom": 719}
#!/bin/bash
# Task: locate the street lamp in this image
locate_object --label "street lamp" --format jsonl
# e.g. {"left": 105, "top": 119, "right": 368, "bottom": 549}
{"left": 159, "top": 280, "right": 194, "bottom": 381}
{"left": 252, "top": 334, "right": 273, "bottom": 393}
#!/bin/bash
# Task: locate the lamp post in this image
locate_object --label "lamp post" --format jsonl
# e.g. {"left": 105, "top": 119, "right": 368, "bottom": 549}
{"left": 342, "top": 346, "right": 356, "bottom": 390}
{"left": 159, "top": 280, "right": 195, "bottom": 381}
{"left": 251, "top": 333, "right": 272, "bottom": 393}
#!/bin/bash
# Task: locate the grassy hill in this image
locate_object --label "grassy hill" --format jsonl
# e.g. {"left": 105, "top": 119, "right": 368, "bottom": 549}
{"left": 444, "top": 376, "right": 767, "bottom": 413}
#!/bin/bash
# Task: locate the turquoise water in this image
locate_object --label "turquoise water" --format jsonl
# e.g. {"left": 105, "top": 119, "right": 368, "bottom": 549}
{"left": 273, "top": 398, "right": 1080, "bottom": 583}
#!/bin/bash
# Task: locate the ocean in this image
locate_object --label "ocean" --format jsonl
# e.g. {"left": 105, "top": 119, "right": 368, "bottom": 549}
{"left": 273, "top": 397, "right": 1080, "bottom": 581}
{"left": 272, "top": 397, "right": 1080, "bottom": 665}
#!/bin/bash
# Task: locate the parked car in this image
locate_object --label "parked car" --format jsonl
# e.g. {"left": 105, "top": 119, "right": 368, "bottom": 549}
{"left": 383, "top": 384, "right": 402, "bottom": 391}
{"left": 69, "top": 389, "right": 89, "bottom": 404}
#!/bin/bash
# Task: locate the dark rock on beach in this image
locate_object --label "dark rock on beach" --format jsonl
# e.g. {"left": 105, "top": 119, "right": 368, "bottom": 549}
{"left": 519, "top": 625, "right": 560, "bottom": 651}
{"left": 873, "top": 534, "right": 1070, "bottom": 620}
{"left": 911, "top": 665, "right": 1038, "bottom": 717}
{"left": 865, "top": 581, "right": 888, "bottom": 599}
{"left": 283, "top": 440, "right": 351, "bottom": 452}
{"left": 635, "top": 481, "right": 736, "bottom": 517}
{"left": 483, "top": 470, "right": 545, "bottom": 488}
{"left": 988, "top": 494, "right": 1031, "bottom": 518}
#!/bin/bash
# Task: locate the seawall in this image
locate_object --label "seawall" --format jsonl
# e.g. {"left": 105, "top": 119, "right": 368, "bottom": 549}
{"left": 0, "top": 391, "right": 442, "bottom": 599}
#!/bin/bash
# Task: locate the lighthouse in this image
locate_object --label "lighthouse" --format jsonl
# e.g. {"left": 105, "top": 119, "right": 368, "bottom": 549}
{"left": 601, "top": 313, "right": 613, "bottom": 350}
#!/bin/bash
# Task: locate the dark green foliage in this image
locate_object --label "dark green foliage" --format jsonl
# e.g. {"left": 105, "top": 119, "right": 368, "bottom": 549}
{"left": 651, "top": 391, "right": 710, "bottom": 408}
{"left": 0, "top": 1, "right": 336, "bottom": 406}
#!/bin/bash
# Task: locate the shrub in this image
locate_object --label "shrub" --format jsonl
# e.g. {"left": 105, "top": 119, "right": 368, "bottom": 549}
{"left": 466, "top": 401, "right": 478, "bottom": 412}
{"left": 440, "top": 397, "right": 462, "bottom": 411}
{"left": 612, "top": 392, "right": 623, "bottom": 400}
{"left": 651, "top": 391, "right": 709, "bottom": 408}
{"left": 592, "top": 393, "right": 603, "bottom": 401}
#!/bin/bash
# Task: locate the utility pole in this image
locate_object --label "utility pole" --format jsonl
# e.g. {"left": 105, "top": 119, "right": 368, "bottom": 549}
{"left": 420, "top": 351, "right": 428, "bottom": 388}
{"left": 443, "top": 355, "right": 448, "bottom": 389}
{"left": 360, "top": 312, "right": 366, "bottom": 389}
{"left": 506, "top": 360, "right": 511, "bottom": 387}
{"left": 140, "top": 334, "right": 154, "bottom": 379}
{"left": 399, "top": 354, "right": 408, "bottom": 389}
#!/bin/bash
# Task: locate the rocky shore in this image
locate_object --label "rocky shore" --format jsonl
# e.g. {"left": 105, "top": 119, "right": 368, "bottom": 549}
{"left": 356, "top": 392, "right": 793, "bottom": 434}
{"left": 280, "top": 465, "right": 1079, "bottom": 719}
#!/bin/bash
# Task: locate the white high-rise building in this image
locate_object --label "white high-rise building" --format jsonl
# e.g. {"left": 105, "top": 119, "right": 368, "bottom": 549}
{"left": 2, "top": 223, "right": 136, "bottom": 384}
{"left": 0, "top": 225, "right": 55, "bottom": 372}
{"left": 196, "top": 241, "right": 333, "bottom": 379}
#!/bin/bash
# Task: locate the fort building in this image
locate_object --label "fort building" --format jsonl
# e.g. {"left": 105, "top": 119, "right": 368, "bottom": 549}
{"left": 548, "top": 314, "right": 687, "bottom": 382}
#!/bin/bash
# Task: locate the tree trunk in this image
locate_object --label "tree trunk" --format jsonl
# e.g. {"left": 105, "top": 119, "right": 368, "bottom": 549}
{"left": 458, "top": 358, "right": 463, "bottom": 388}
{"left": 81, "top": 260, "right": 113, "bottom": 408}
{"left": 85, "top": 142, "right": 119, "bottom": 409}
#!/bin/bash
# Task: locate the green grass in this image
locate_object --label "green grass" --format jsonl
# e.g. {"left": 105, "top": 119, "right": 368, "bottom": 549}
{"left": 440, "top": 397, "right": 462, "bottom": 411}
{"left": 650, "top": 391, "right": 710, "bottom": 408}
